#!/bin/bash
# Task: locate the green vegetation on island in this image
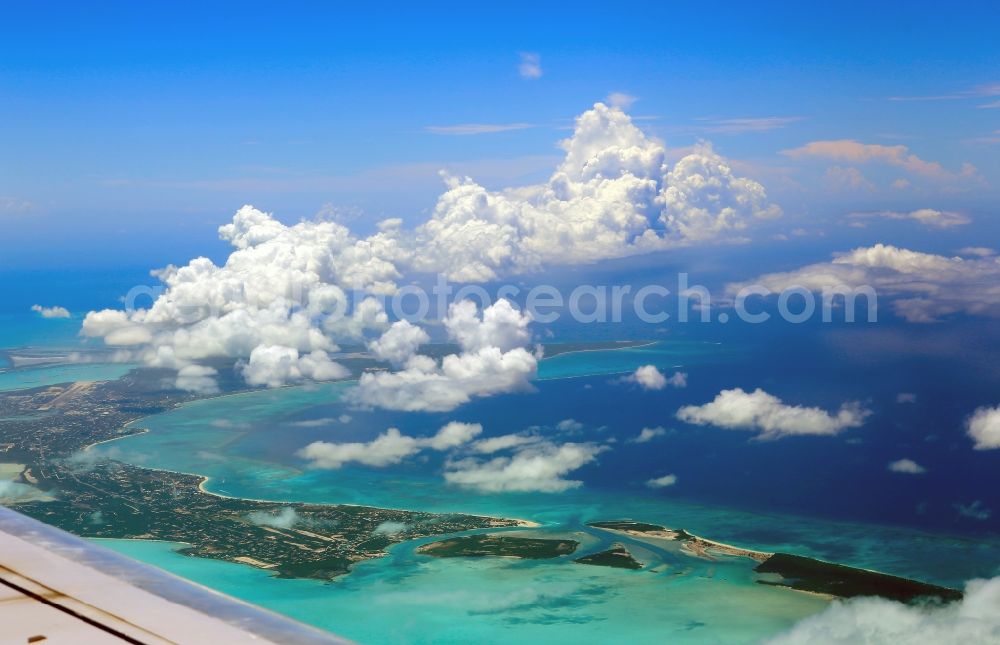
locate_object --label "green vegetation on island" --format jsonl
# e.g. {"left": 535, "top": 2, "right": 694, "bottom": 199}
{"left": 588, "top": 520, "right": 962, "bottom": 603}
{"left": 574, "top": 543, "right": 643, "bottom": 569}
{"left": 754, "top": 553, "right": 963, "bottom": 603}
{"left": 587, "top": 520, "right": 672, "bottom": 533}
{"left": 0, "top": 373, "right": 522, "bottom": 581}
{"left": 417, "top": 534, "right": 579, "bottom": 559}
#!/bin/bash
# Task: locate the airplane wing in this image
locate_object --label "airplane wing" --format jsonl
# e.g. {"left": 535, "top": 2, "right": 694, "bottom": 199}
{"left": 0, "top": 505, "right": 351, "bottom": 644}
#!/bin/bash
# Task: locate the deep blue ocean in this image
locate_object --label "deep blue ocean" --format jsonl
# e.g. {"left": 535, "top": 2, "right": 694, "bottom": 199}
{"left": 4, "top": 268, "right": 1000, "bottom": 643}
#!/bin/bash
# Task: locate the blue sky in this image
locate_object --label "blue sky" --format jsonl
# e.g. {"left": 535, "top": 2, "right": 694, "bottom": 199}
{"left": 2, "top": 1, "right": 999, "bottom": 269}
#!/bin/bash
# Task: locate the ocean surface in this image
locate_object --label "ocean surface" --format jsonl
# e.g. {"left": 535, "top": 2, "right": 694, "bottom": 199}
{"left": 81, "top": 340, "right": 1000, "bottom": 643}
{"left": 5, "top": 297, "right": 1000, "bottom": 643}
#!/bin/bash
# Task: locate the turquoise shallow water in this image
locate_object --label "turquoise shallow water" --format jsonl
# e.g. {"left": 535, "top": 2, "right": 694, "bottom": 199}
{"left": 536, "top": 340, "right": 732, "bottom": 380}
{"left": 82, "top": 341, "right": 1000, "bottom": 643}
{"left": 0, "top": 312, "right": 135, "bottom": 391}
{"left": 0, "top": 363, "right": 135, "bottom": 392}
{"left": 97, "top": 534, "right": 827, "bottom": 645}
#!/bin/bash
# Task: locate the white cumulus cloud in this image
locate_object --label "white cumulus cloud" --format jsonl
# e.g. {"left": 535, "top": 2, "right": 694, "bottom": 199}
{"left": 174, "top": 365, "right": 220, "bottom": 395}
{"left": 627, "top": 365, "right": 687, "bottom": 390}
{"left": 298, "top": 422, "right": 483, "bottom": 470}
{"left": 646, "top": 474, "right": 678, "bottom": 488}
{"left": 967, "top": 405, "right": 1000, "bottom": 450}
{"left": 888, "top": 458, "right": 926, "bottom": 474}
{"left": 676, "top": 388, "right": 870, "bottom": 440}
{"left": 240, "top": 345, "right": 349, "bottom": 388}
{"left": 77, "top": 103, "right": 780, "bottom": 391}
{"left": 367, "top": 320, "right": 429, "bottom": 367}
{"left": 768, "top": 576, "right": 1000, "bottom": 645}
{"left": 444, "top": 441, "right": 606, "bottom": 493}
{"left": 411, "top": 104, "right": 780, "bottom": 282}
{"left": 31, "top": 304, "right": 71, "bottom": 319}
{"left": 247, "top": 507, "right": 299, "bottom": 529}
{"left": 630, "top": 426, "right": 667, "bottom": 443}
{"left": 351, "top": 300, "right": 537, "bottom": 412}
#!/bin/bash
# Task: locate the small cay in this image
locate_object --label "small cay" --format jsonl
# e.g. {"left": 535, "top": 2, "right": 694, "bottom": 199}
{"left": 588, "top": 520, "right": 962, "bottom": 603}
{"left": 574, "top": 543, "right": 643, "bottom": 570}
{"left": 417, "top": 534, "right": 579, "bottom": 559}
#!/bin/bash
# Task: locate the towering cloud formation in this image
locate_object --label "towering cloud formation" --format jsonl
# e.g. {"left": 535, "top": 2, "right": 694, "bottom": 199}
{"left": 79, "top": 103, "right": 778, "bottom": 392}
{"left": 412, "top": 104, "right": 780, "bottom": 281}
{"left": 80, "top": 204, "right": 402, "bottom": 389}
{"left": 677, "top": 388, "right": 870, "bottom": 440}
{"left": 729, "top": 244, "right": 1000, "bottom": 322}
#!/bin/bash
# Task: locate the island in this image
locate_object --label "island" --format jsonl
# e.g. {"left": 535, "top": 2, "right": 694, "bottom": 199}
{"left": 587, "top": 520, "right": 962, "bottom": 603}
{"left": 0, "top": 372, "right": 526, "bottom": 581}
{"left": 417, "top": 534, "right": 579, "bottom": 559}
{"left": 574, "top": 542, "right": 643, "bottom": 569}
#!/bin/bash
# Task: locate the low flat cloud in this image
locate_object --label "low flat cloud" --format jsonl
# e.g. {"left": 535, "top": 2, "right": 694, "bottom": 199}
{"left": 848, "top": 208, "right": 970, "bottom": 229}
{"left": 698, "top": 116, "right": 803, "bottom": 134}
{"left": 782, "top": 139, "right": 976, "bottom": 180}
{"left": 425, "top": 123, "right": 534, "bottom": 135}
{"left": 630, "top": 426, "right": 667, "bottom": 443}
{"left": 728, "top": 244, "right": 1000, "bottom": 323}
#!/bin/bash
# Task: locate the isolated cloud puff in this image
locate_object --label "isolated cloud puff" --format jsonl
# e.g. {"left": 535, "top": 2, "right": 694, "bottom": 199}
{"left": 728, "top": 244, "right": 1000, "bottom": 322}
{"left": 676, "top": 388, "right": 870, "bottom": 440}
{"left": 247, "top": 507, "right": 299, "bottom": 529}
{"left": 31, "top": 304, "right": 71, "bottom": 319}
{"left": 555, "top": 419, "right": 583, "bottom": 432}
{"left": 297, "top": 422, "right": 482, "bottom": 470}
{"left": 352, "top": 300, "right": 537, "bottom": 412}
{"left": 444, "top": 441, "right": 606, "bottom": 493}
{"left": 967, "top": 405, "right": 1000, "bottom": 450}
{"left": 373, "top": 521, "right": 408, "bottom": 535}
{"left": 646, "top": 474, "right": 677, "bottom": 488}
{"left": 518, "top": 52, "right": 542, "bottom": 79}
{"left": 627, "top": 365, "right": 687, "bottom": 390}
{"left": 888, "top": 458, "right": 926, "bottom": 474}
{"left": 630, "top": 426, "right": 667, "bottom": 443}
{"left": 0, "top": 481, "right": 44, "bottom": 502}
{"left": 769, "top": 576, "right": 1000, "bottom": 645}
